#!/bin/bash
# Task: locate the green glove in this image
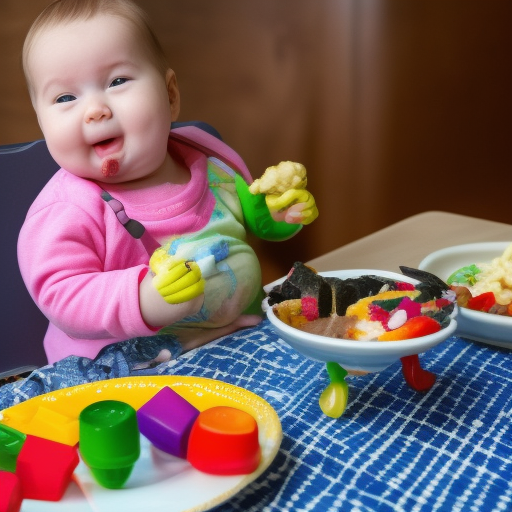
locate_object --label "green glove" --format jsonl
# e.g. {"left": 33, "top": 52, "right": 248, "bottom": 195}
{"left": 235, "top": 174, "right": 301, "bottom": 241}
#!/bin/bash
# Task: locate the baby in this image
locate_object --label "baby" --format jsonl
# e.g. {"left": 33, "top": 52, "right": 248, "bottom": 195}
{"left": 19, "top": 0, "right": 318, "bottom": 364}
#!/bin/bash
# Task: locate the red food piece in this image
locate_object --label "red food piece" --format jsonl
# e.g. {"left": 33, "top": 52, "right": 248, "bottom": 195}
{"left": 369, "top": 304, "right": 390, "bottom": 325}
{"left": 0, "top": 471, "right": 22, "bottom": 512}
{"left": 16, "top": 435, "right": 79, "bottom": 501}
{"left": 396, "top": 281, "right": 416, "bottom": 291}
{"left": 435, "top": 298, "right": 452, "bottom": 309}
{"left": 301, "top": 296, "right": 319, "bottom": 321}
{"left": 467, "top": 292, "right": 496, "bottom": 312}
{"left": 378, "top": 316, "right": 441, "bottom": 341}
{"left": 187, "top": 406, "right": 261, "bottom": 475}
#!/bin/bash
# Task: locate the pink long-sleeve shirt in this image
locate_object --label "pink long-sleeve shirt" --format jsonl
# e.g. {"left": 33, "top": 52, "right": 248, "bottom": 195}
{"left": 18, "top": 132, "right": 259, "bottom": 363}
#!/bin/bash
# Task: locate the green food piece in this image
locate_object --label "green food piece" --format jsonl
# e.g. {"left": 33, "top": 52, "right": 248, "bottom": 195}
{"left": 447, "top": 264, "right": 481, "bottom": 286}
{"left": 372, "top": 298, "right": 403, "bottom": 311}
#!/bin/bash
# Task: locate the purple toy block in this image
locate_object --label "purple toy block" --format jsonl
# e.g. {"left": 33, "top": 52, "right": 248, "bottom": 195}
{"left": 136, "top": 386, "right": 199, "bottom": 459}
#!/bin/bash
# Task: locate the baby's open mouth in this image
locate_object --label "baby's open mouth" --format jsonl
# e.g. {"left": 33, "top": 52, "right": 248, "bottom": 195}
{"left": 95, "top": 138, "right": 115, "bottom": 147}
{"left": 93, "top": 137, "right": 123, "bottom": 158}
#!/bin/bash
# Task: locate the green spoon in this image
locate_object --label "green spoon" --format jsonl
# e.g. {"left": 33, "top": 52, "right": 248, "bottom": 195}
{"left": 319, "top": 362, "right": 349, "bottom": 418}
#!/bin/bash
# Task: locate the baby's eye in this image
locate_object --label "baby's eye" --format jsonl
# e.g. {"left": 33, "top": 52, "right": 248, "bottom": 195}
{"left": 109, "top": 77, "right": 128, "bottom": 88}
{"left": 56, "top": 94, "right": 76, "bottom": 103}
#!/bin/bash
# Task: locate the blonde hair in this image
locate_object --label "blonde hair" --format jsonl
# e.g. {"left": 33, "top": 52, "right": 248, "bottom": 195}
{"left": 23, "top": 0, "right": 169, "bottom": 88}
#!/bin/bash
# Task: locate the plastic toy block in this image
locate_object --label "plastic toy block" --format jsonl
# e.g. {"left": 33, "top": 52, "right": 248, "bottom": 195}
{"left": 0, "top": 424, "right": 26, "bottom": 473}
{"left": 79, "top": 400, "right": 140, "bottom": 489}
{"left": 24, "top": 406, "right": 79, "bottom": 446}
{"left": 0, "top": 471, "right": 22, "bottom": 512}
{"left": 16, "top": 435, "right": 79, "bottom": 501}
{"left": 137, "top": 386, "right": 199, "bottom": 459}
{"left": 187, "top": 406, "right": 261, "bottom": 475}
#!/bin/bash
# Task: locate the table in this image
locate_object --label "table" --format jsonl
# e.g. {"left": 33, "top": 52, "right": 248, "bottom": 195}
{"left": 308, "top": 210, "right": 512, "bottom": 271}
{"left": 2, "top": 211, "right": 512, "bottom": 512}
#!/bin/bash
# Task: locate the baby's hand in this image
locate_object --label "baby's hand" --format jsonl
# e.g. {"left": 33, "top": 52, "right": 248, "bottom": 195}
{"left": 266, "top": 189, "right": 319, "bottom": 225}
{"left": 249, "top": 161, "right": 318, "bottom": 225}
{"left": 150, "top": 249, "right": 204, "bottom": 304}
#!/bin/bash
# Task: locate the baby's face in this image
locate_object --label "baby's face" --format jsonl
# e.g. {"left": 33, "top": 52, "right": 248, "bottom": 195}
{"left": 26, "top": 14, "right": 176, "bottom": 184}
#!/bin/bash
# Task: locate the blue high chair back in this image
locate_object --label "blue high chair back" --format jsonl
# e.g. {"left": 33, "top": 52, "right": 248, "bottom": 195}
{"left": 0, "top": 139, "right": 59, "bottom": 377}
{"left": 0, "top": 121, "right": 222, "bottom": 379}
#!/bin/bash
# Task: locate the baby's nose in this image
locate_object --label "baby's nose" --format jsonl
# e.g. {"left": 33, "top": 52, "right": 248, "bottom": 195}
{"left": 85, "top": 101, "right": 112, "bottom": 123}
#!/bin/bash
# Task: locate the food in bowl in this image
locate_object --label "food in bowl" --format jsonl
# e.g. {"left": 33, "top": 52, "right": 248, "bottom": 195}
{"left": 447, "top": 242, "right": 512, "bottom": 316}
{"left": 266, "top": 263, "right": 456, "bottom": 341}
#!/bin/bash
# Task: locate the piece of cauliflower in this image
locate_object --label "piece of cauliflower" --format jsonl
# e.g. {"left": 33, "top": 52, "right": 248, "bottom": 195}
{"left": 249, "top": 161, "right": 307, "bottom": 195}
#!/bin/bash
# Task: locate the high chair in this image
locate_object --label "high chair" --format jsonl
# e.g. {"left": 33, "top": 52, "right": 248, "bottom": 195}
{"left": 0, "top": 139, "right": 58, "bottom": 378}
{"left": 0, "top": 121, "right": 223, "bottom": 379}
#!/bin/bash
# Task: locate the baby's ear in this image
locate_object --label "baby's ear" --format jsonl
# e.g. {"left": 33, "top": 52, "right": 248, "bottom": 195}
{"left": 166, "top": 69, "right": 180, "bottom": 121}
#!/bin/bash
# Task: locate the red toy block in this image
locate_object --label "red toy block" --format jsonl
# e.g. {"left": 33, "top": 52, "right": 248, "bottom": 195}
{"left": 15, "top": 435, "right": 79, "bottom": 501}
{"left": 0, "top": 471, "right": 22, "bottom": 512}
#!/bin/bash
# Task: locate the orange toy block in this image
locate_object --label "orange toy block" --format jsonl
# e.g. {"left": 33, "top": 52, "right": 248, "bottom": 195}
{"left": 187, "top": 406, "right": 261, "bottom": 475}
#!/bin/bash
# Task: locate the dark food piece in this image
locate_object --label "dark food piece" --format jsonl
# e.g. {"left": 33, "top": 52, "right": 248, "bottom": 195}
{"left": 268, "top": 263, "right": 404, "bottom": 317}
{"left": 268, "top": 262, "right": 332, "bottom": 316}
{"left": 399, "top": 266, "right": 449, "bottom": 302}
{"left": 269, "top": 264, "right": 454, "bottom": 317}
{"left": 326, "top": 275, "right": 398, "bottom": 316}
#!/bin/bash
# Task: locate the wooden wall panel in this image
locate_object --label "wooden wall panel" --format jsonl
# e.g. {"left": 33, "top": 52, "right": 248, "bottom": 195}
{"left": 366, "top": 0, "right": 512, "bottom": 233}
{"left": 145, "top": 0, "right": 356, "bottom": 280}
{"left": 1, "top": 0, "right": 510, "bottom": 283}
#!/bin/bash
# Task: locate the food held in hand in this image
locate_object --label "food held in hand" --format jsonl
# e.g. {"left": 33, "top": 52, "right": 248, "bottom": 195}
{"left": 249, "top": 161, "right": 307, "bottom": 195}
{"left": 268, "top": 263, "right": 455, "bottom": 341}
{"left": 447, "top": 242, "right": 512, "bottom": 316}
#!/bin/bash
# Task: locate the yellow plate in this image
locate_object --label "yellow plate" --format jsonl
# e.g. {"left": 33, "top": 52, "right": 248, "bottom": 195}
{"left": 1, "top": 376, "right": 282, "bottom": 512}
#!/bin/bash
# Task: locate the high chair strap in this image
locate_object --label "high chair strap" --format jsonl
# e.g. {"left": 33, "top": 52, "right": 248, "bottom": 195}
{"left": 100, "top": 190, "right": 160, "bottom": 255}
{"left": 168, "top": 125, "right": 253, "bottom": 184}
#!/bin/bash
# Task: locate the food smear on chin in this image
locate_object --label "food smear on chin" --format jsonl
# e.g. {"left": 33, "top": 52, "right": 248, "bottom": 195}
{"left": 268, "top": 262, "right": 455, "bottom": 341}
{"left": 102, "top": 159, "right": 119, "bottom": 177}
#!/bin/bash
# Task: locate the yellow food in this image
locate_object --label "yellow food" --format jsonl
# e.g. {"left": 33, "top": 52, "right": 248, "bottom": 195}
{"left": 467, "top": 243, "right": 512, "bottom": 305}
{"left": 249, "top": 161, "right": 307, "bottom": 195}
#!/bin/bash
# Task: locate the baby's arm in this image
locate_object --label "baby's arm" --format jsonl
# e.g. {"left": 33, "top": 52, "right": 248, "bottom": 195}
{"left": 18, "top": 202, "right": 202, "bottom": 339}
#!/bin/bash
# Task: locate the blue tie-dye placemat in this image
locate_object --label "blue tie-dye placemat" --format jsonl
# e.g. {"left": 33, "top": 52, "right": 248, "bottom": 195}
{"left": 1, "top": 320, "right": 511, "bottom": 512}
